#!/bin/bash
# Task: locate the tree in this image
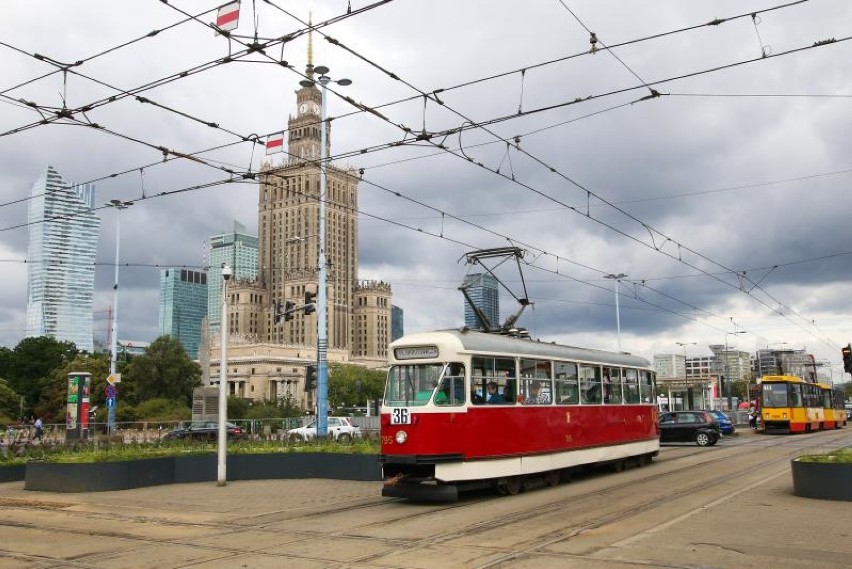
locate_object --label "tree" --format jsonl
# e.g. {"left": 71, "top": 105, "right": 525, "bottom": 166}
{"left": 327, "top": 363, "right": 386, "bottom": 411}
{"left": 6, "top": 336, "right": 78, "bottom": 412}
{"left": 0, "top": 378, "right": 22, "bottom": 425}
{"left": 122, "top": 336, "right": 201, "bottom": 405}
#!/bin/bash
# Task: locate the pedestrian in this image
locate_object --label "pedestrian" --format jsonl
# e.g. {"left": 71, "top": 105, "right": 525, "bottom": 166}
{"left": 748, "top": 404, "right": 758, "bottom": 430}
{"left": 34, "top": 417, "right": 44, "bottom": 441}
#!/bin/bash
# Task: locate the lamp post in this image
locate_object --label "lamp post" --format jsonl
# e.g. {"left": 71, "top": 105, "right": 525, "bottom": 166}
{"left": 723, "top": 330, "right": 747, "bottom": 410}
{"left": 300, "top": 65, "right": 351, "bottom": 439}
{"left": 603, "top": 273, "right": 627, "bottom": 351}
{"left": 217, "top": 264, "right": 232, "bottom": 486}
{"left": 106, "top": 199, "right": 132, "bottom": 435}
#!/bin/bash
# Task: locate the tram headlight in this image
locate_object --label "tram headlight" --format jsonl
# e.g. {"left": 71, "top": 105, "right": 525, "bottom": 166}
{"left": 395, "top": 430, "right": 408, "bottom": 444}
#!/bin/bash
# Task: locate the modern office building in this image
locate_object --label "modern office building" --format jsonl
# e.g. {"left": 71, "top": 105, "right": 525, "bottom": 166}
{"left": 25, "top": 166, "right": 100, "bottom": 352}
{"left": 754, "top": 348, "right": 814, "bottom": 380}
{"left": 207, "top": 222, "right": 258, "bottom": 333}
{"left": 462, "top": 273, "right": 499, "bottom": 330}
{"left": 653, "top": 354, "right": 684, "bottom": 380}
{"left": 159, "top": 268, "right": 208, "bottom": 359}
{"left": 391, "top": 305, "right": 404, "bottom": 342}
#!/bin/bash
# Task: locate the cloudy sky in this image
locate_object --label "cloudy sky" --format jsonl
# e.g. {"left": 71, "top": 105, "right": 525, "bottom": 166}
{"left": 2, "top": 0, "right": 851, "bottom": 382}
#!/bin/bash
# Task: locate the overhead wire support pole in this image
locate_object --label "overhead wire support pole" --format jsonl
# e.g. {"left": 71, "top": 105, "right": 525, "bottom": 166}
{"left": 217, "top": 264, "right": 232, "bottom": 487}
{"left": 308, "top": 65, "right": 352, "bottom": 439}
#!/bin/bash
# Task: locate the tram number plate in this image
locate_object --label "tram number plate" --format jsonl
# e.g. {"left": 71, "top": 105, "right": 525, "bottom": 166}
{"left": 391, "top": 408, "right": 411, "bottom": 425}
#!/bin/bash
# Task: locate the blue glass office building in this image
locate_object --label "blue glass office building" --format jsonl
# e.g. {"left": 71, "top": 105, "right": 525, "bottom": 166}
{"left": 207, "top": 223, "right": 258, "bottom": 332}
{"left": 25, "top": 166, "right": 100, "bottom": 352}
{"left": 462, "top": 273, "right": 499, "bottom": 330}
{"left": 391, "top": 305, "right": 404, "bottom": 342}
{"left": 159, "top": 268, "right": 208, "bottom": 359}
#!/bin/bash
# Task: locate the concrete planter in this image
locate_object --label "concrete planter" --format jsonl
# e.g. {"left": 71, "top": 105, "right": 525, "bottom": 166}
{"left": 0, "top": 464, "right": 26, "bottom": 483}
{"left": 25, "top": 453, "right": 382, "bottom": 493}
{"left": 791, "top": 458, "right": 852, "bottom": 501}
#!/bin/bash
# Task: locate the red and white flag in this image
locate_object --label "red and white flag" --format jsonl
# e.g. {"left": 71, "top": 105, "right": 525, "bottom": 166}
{"left": 265, "top": 133, "right": 284, "bottom": 154}
{"left": 216, "top": 1, "right": 241, "bottom": 32}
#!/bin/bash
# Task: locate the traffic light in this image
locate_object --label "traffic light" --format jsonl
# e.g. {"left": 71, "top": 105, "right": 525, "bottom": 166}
{"left": 274, "top": 301, "right": 296, "bottom": 324}
{"left": 304, "top": 291, "right": 316, "bottom": 315}
{"left": 842, "top": 344, "right": 852, "bottom": 375}
{"left": 304, "top": 364, "right": 317, "bottom": 392}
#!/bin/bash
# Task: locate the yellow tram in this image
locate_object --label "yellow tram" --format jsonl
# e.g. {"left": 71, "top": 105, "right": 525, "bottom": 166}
{"left": 760, "top": 375, "right": 846, "bottom": 433}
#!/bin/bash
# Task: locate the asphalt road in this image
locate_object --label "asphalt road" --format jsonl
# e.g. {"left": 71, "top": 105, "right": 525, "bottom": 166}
{"left": 1, "top": 428, "right": 850, "bottom": 568}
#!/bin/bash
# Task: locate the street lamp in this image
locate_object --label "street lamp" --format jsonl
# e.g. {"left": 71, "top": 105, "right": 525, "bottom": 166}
{"left": 603, "top": 273, "right": 627, "bottom": 351}
{"left": 217, "top": 263, "right": 232, "bottom": 487}
{"left": 106, "top": 199, "right": 132, "bottom": 435}
{"left": 299, "top": 65, "right": 352, "bottom": 439}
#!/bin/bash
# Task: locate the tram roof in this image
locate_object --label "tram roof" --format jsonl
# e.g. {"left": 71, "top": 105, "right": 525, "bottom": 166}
{"left": 392, "top": 329, "right": 651, "bottom": 369}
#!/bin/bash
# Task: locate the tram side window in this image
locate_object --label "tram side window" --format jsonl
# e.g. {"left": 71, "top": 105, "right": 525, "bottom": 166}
{"left": 554, "top": 361, "right": 579, "bottom": 404}
{"left": 435, "top": 368, "right": 465, "bottom": 407}
{"left": 789, "top": 384, "right": 803, "bottom": 408}
{"left": 640, "top": 370, "right": 655, "bottom": 403}
{"left": 603, "top": 367, "right": 622, "bottom": 404}
{"left": 520, "top": 359, "right": 552, "bottom": 405}
{"left": 579, "top": 364, "right": 602, "bottom": 404}
{"left": 624, "top": 368, "right": 640, "bottom": 403}
{"left": 471, "top": 356, "right": 516, "bottom": 405}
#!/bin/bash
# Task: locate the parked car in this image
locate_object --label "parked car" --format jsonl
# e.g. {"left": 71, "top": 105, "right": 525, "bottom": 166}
{"left": 162, "top": 421, "right": 244, "bottom": 441}
{"left": 705, "top": 410, "right": 735, "bottom": 435}
{"left": 659, "top": 411, "right": 720, "bottom": 446}
{"left": 287, "top": 417, "right": 361, "bottom": 442}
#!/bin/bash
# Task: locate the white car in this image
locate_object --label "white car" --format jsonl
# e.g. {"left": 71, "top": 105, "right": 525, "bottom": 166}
{"left": 287, "top": 417, "right": 361, "bottom": 442}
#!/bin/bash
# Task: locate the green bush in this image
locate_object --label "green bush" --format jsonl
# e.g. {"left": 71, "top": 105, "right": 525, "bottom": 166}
{"left": 797, "top": 448, "right": 852, "bottom": 464}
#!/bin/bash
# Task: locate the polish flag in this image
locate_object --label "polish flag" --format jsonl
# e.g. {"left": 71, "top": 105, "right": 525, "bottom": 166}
{"left": 216, "top": 1, "right": 241, "bottom": 32}
{"left": 265, "top": 133, "right": 284, "bottom": 154}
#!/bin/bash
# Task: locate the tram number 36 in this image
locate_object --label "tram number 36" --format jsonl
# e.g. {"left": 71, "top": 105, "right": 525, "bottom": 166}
{"left": 391, "top": 408, "right": 411, "bottom": 425}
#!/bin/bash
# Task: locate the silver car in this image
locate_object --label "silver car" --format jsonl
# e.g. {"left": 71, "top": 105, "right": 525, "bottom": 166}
{"left": 287, "top": 417, "right": 361, "bottom": 442}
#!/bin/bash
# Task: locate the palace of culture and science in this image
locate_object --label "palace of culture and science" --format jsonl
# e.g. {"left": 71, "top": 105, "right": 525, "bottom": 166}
{"left": 205, "top": 43, "right": 392, "bottom": 409}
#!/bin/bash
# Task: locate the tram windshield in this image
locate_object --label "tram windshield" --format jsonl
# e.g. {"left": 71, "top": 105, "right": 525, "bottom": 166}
{"left": 385, "top": 363, "right": 448, "bottom": 407}
{"left": 762, "top": 383, "right": 789, "bottom": 408}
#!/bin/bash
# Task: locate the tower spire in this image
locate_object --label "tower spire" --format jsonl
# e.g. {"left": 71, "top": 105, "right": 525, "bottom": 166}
{"left": 306, "top": 13, "right": 314, "bottom": 79}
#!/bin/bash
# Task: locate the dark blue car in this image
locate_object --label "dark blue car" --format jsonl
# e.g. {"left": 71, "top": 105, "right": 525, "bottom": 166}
{"left": 706, "top": 410, "right": 735, "bottom": 435}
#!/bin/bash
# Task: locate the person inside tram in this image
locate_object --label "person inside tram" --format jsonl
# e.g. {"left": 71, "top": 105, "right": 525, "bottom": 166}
{"left": 486, "top": 381, "right": 505, "bottom": 404}
{"left": 602, "top": 371, "right": 612, "bottom": 403}
{"left": 503, "top": 380, "right": 516, "bottom": 404}
{"left": 524, "top": 380, "right": 550, "bottom": 405}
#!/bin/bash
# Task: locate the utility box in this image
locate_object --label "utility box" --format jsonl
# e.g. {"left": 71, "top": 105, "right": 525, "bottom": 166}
{"left": 192, "top": 387, "right": 219, "bottom": 423}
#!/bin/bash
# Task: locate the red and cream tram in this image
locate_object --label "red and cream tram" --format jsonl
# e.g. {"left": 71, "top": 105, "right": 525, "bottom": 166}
{"left": 380, "top": 329, "right": 660, "bottom": 501}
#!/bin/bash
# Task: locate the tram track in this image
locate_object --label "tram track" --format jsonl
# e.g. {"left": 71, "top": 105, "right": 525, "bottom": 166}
{"left": 1, "top": 429, "right": 847, "bottom": 568}
{"left": 342, "top": 430, "right": 850, "bottom": 566}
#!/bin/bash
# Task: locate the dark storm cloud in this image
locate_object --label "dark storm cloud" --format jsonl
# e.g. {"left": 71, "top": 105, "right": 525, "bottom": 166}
{"left": 2, "top": 0, "right": 852, "bottom": 375}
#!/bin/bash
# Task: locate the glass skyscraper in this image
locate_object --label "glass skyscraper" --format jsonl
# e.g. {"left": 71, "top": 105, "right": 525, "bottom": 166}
{"left": 25, "top": 166, "right": 100, "bottom": 352}
{"left": 462, "top": 273, "right": 499, "bottom": 331}
{"left": 159, "top": 268, "right": 208, "bottom": 359}
{"left": 207, "top": 222, "right": 258, "bottom": 332}
{"left": 391, "top": 305, "right": 404, "bottom": 342}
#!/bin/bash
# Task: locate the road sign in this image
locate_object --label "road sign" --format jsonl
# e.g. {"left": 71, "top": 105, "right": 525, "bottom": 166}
{"left": 106, "top": 397, "right": 115, "bottom": 408}
{"left": 105, "top": 385, "right": 116, "bottom": 399}
{"left": 106, "top": 373, "right": 122, "bottom": 385}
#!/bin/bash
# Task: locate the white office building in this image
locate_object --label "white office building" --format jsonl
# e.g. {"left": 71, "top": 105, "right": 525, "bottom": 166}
{"left": 25, "top": 166, "right": 100, "bottom": 352}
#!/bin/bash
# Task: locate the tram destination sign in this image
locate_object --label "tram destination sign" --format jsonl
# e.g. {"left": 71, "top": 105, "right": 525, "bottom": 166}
{"left": 395, "top": 345, "right": 439, "bottom": 360}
